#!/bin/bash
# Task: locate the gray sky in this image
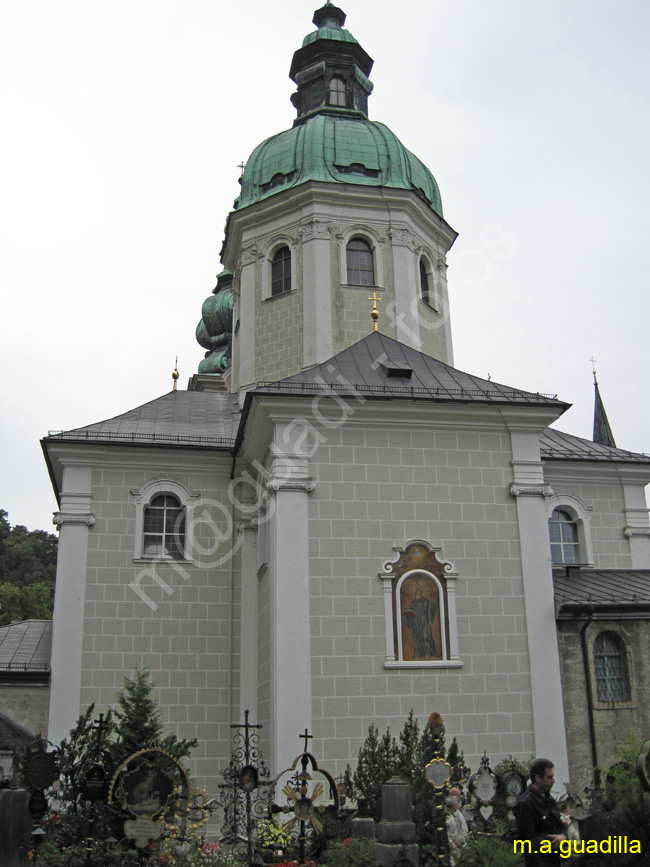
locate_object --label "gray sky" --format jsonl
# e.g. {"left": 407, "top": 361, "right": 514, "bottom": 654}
{"left": 2, "top": 0, "right": 649, "bottom": 533}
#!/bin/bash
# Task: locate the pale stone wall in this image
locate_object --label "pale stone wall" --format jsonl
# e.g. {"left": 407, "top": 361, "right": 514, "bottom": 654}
{"left": 225, "top": 183, "right": 456, "bottom": 390}
{"left": 0, "top": 683, "right": 50, "bottom": 735}
{"left": 255, "top": 246, "right": 304, "bottom": 383}
{"left": 77, "top": 451, "right": 236, "bottom": 796}
{"left": 558, "top": 618, "right": 650, "bottom": 793}
{"left": 306, "top": 421, "right": 536, "bottom": 776}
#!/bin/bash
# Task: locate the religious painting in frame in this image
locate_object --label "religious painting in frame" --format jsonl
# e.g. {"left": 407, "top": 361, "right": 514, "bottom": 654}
{"left": 379, "top": 540, "right": 461, "bottom": 668}
{"left": 399, "top": 572, "right": 442, "bottom": 662}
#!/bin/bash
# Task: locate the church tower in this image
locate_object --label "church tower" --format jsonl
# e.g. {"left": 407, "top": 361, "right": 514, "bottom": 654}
{"left": 42, "top": 0, "right": 650, "bottom": 799}
{"left": 197, "top": 3, "right": 457, "bottom": 393}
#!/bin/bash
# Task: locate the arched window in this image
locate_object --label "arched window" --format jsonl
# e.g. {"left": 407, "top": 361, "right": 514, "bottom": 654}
{"left": 329, "top": 76, "right": 346, "bottom": 106}
{"left": 346, "top": 237, "right": 375, "bottom": 286}
{"left": 594, "top": 632, "right": 631, "bottom": 702}
{"left": 143, "top": 494, "right": 186, "bottom": 559}
{"left": 271, "top": 245, "right": 291, "bottom": 296}
{"left": 549, "top": 508, "right": 579, "bottom": 564}
{"left": 420, "top": 259, "right": 430, "bottom": 304}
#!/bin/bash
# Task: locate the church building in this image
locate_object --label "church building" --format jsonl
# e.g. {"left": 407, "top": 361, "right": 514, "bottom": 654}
{"left": 42, "top": 3, "right": 650, "bottom": 799}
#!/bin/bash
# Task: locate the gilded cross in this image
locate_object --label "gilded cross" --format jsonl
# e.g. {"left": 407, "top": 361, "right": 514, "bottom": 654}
{"left": 368, "top": 292, "right": 381, "bottom": 333}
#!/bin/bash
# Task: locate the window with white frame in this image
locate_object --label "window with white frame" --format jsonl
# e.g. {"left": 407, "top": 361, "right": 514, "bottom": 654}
{"left": 346, "top": 237, "right": 375, "bottom": 286}
{"left": 546, "top": 495, "right": 593, "bottom": 566}
{"left": 143, "top": 495, "right": 186, "bottom": 559}
{"left": 549, "top": 508, "right": 579, "bottom": 564}
{"left": 271, "top": 245, "right": 292, "bottom": 296}
{"left": 130, "top": 478, "right": 198, "bottom": 562}
{"left": 420, "top": 258, "right": 431, "bottom": 305}
{"left": 593, "top": 631, "right": 631, "bottom": 702}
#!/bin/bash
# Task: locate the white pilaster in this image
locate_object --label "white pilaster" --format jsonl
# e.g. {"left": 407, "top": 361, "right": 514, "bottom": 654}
{"left": 508, "top": 428, "right": 570, "bottom": 787}
{"left": 390, "top": 229, "right": 420, "bottom": 350}
{"left": 266, "top": 428, "right": 314, "bottom": 773}
{"left": 301, "top": 222, "right": 333, "bottom": 368}
{"left": 48, "top": 465, "right": 94, "bottom": 745}
{"left": 238, "top": 517, "right": 259, "bottom": 721}
{"left": 621, "top": 476, "right": 650, "bottom": 567}
{"left": 237, "top": 245, "right": 257, "bottom": 392}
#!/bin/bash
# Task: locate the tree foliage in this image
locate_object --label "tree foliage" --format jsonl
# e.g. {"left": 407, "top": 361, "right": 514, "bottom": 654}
{"left": 346, "top": 710, "right": 468, "bottom": 845}
{"left": 0, "top": 509, "right": 57, "bottom": 626}
{"left": 114, "top": 665, "right": 197, "bottom": 760}
{"left": 28, "top": 667, "right": 198, "bottom": 865}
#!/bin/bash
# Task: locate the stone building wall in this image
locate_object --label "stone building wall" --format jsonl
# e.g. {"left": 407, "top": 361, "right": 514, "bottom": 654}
{"left": 306, "top": 418, "right": 536, "bottom": 776}
{"left": 558, "top": 617, "right": 650, "bottom": 793}
{"left": 76, "top": 450, "right": 235, "bottom": 796}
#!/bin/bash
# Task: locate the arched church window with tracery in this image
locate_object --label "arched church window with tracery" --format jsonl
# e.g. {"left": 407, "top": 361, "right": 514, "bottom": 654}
{"left": 346, "top": 237, "right": 375, "bottom": 286}
{"left": 549, "top": 508, "right": 579, "bottom": 564}
{"left": 143, "top": 495, "right": 186, "bottom": 559}
{"left": 593, "top": 631, "right": 631, "bottom": 702}
{"left": 329, "top": 76, "right": 346, "bottom": 106}
{"left": 271, "top": 245, "right": 292, "bottom": 296}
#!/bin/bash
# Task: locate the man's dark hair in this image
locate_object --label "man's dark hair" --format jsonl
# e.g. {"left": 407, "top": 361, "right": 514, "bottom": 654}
{"left": 530, "top": 758, "right": 554, "bottom": 784}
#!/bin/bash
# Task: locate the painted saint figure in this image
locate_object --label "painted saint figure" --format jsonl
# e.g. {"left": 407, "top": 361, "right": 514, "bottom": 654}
{"left": 404, "top": 587, "right": 437, "bottom": 657}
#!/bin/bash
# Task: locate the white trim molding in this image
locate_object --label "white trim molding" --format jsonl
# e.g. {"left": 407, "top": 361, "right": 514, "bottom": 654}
{"left": 545, "top": 493, "right": 594, "bottom": 566}
{"left": 130, "top": 477, "right": 199, "bottom": 561}
{"left": 261, "top": 235, "right": 299, "bottom": 301}
{"left": 337, "top": 224, "right": 385, "bottom": 288}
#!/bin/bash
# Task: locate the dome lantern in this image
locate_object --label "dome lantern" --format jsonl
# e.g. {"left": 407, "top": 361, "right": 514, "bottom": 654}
{"left": 289, "top": 2, "right": 374, "bottom": 122}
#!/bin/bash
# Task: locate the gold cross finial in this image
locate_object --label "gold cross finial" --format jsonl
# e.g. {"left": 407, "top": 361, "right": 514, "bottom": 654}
{"left": 368, "top": 292, "right": 381, "bottom": 332}
{"left": 172, "top": 356, "right": 179, "bottom": 391}
{"left": 590, "top": 356, "right": 597, "bottom": 383}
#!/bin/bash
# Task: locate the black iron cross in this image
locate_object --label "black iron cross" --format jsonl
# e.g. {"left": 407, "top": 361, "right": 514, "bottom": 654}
{"left": 299, "top": 728, "right": 313, "bottom": 752}
{"left": 92, "top": 713, "right": 106, "bottom": 751}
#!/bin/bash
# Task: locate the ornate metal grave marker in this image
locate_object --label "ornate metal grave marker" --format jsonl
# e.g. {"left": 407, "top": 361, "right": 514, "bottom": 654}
{"left": 217, "top": 709, "right": 272, "bottom": 866}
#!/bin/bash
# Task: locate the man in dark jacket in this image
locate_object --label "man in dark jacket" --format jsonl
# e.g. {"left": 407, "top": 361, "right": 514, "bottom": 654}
{"left": 513, "top": 758, "right": 567, "bottom": 866}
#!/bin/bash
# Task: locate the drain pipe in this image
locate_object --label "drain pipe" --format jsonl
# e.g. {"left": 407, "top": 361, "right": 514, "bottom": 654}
{"left": 579, "top": 604, "right": 600, "bottom": 789}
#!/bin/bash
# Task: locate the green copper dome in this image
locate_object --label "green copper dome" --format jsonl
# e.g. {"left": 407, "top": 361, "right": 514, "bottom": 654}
{"left": 236, "top": 115, "right": 443, "bottom": 216}
{"left": 233, "top": 3, "right": 443, "bottom": 217}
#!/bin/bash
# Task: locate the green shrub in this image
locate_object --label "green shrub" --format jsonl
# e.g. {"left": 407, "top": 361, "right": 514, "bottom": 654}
{"left": 455, "top": 835, "right": 524, "bottom": 867}
{"left": 320, "top": 837, "right": 375, "bottom": 867}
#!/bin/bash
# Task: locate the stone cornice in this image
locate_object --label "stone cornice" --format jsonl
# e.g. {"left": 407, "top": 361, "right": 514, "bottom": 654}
{"left": 624, "top": 526, "right": 650, "bottom": 539}
{"left": 53, "top": 512, "right": 95, "bottom": 527}
{"left": 509, "top": 483, "right": 554, "bottom": 499}
{"left": 266, "top": 478, "right": 316, "bottom": 493}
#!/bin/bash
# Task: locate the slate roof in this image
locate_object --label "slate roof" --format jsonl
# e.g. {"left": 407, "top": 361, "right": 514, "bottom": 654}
{"left": 0, "top": 712, "right": 35, "bottom": 749}
{"left": 540, "top": 427, "right": 650, "bottom": 464}
{"left": 253, "top": 332, "right": 567, "bottom": 406}
{"left": 41, "top": 336, "right": 649, "bottom": 471}
{"left": 554, "top": 568, "right": 650, "bottom": 615}
{"left": 0, "top": 620, "right": 52, "bottom": 671}
{"left": 45, "top": 391, "right": 240, "bottom": 449}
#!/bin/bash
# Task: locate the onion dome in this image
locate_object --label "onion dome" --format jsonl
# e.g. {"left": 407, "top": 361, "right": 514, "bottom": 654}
{"left": 196, "top": 271, "right": 234, "bottom": 374}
